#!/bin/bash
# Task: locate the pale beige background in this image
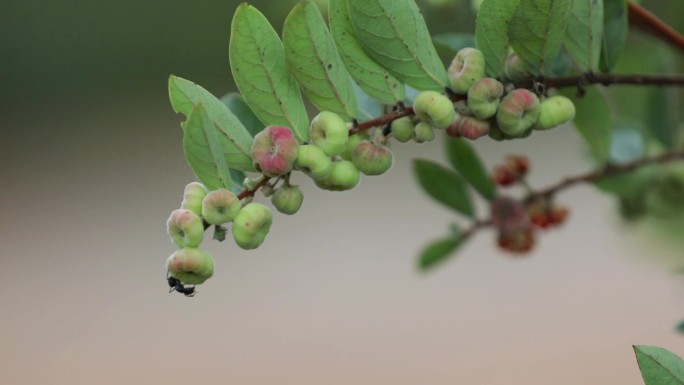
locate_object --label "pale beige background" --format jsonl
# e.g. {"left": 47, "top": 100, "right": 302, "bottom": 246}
{"left": 0, "top": 95, "right": 681, "bottom": 384}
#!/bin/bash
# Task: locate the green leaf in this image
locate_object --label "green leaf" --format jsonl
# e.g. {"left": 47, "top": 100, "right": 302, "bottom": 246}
{"left": 353, "top": 83, "right": 384, "bottom": 120}
{"left": 564, "top": 0, "right": 604, "bottom": 72}
{"left": 220, "top": 92, "right": 264, "bottom": 138}
{"left": 418, "top": 234, "right": 464, "bottom": 271}
{"left": 475, "top": 0, "right": 521, "bottom": 77}
{"left": 677, "top": 321, "right": 684, "bottom": 334}
{"left": 413, "top": 159, "right": 474, "bottom": 217}
{"left": 347, "top": 0, "right": 448, "bottom": 91}
{"left": 599, "top": 0, "right": 628, "bottom": 72}
{"left": 183, "top": 104, "right": 234, "bottom": 191}
{"left": 229, "top": 4, "right": 310, "bottom": 142}
{"left": 509, "top": 0, "right": 573, "bottom": 76}
{"left": 647, "top": 86, "right": 679, "bottom": 149}
{"left": 283, "top": 1, "right": 358, "bottom": 121}
{"left": 229, "top": 168, "right": 246, "bottom": 195}
{"left": 168, "top": 76, "right": 255, "bottom": 171}
{"left": 329, "top": 0, "right": 405, "bottom": 104}
{"left": 561, "top": 87, "right": 612, "bottom": 162}
{"left": 633, "top": 345, "right": 684, "bottom": 385}
{"left": 433, "top": 33, "right": 477, "bottom": 65}
{"left": 445, "top": 139, "right": 496, "bottom": 201}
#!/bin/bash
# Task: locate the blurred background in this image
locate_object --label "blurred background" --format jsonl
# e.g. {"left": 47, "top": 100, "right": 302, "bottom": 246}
{"left": 1, "top": 0, "right": 683, "bottom": 384}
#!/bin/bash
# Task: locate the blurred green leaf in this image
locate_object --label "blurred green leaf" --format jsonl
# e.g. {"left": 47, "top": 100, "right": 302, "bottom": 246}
{"left": 564, "top": 0, "right": 604, "bottom": 72}
{"left": 283, "top": 1, "right": 358, "bottom": 121}
{"left": 168, "top": 75, "right": 254, "bottom": 171}
{"left": 445, "top": 139, "right": 496, "bottom": 201}
{"left": 433, "top": 33, "right": 476, "bottom": 64}
{"left": 182, "top": 104, "right": 233, "bottom": 191}
{"left": 633, "top": 345, "right": 684, "bottom": 385}
{"left": 599, "top": 0, "right": 628, "bottom": 72}
{"left": 418, "top": 233, "right": 464, "bottom": 271}
{"left": 475, "top": 0, "right": 521, "bottom": 77}
{"left": 347, "top": 0, "right": 448, "bottom": 91}
{"left": 329, "top": 0, "right": 405, "bottom": 104}
{"left": 220, "top": 92, "right": 264, "bottom": 138}
{"left": 413, "top": 159, "right": 474, "bottom": 217}
{"left": 509, "top": 0, "right": 573, "bottom": 76}
{"left": 647, "top": 86, "right": 679, "bottom": 150}
{"left": 229, "top": 4, "right": 310, "bottom": 142}
{"left": 561, "top": 87, "right": 612, "bottom": 162}
{"left": 677, "top": 321, "right": 684, "bottom": 334}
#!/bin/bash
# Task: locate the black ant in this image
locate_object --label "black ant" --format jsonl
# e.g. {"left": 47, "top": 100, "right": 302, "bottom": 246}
{"left": 167, "top": 275, "right": 196, "bottom": 297}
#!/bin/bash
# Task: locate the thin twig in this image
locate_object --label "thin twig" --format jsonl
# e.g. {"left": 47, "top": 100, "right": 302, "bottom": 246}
{"left": 628, "top": 2, "right": 684, "bottom": 54}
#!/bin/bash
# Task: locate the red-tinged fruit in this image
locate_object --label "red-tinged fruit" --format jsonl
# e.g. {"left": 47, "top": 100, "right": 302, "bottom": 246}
{"left": 166, "top": 247, "right": 215, "bottom": 285}
{"left": 251, "top": 125, "right": 299, "bottom": 177}
{"left": 467, "top": 77, "right": 504, "bottom": 119}
{"left": 351, "top": 140, "right": 393, "bottom": 176}
{"left": 497, "top": 89, "right": 541, "bottom": 137}
{"left": 457, "top": 116, "right": 490, "bottom": 140}
{"left": 167, "top": 209, "right": 205, "bottom": 248}
{"left": 448, "top": 47, "right": 486, "bottom": 94}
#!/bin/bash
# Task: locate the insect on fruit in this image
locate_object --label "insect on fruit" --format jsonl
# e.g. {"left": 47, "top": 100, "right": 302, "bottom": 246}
{"left": 167, "top": 274, "right": 196, "bottom": 297}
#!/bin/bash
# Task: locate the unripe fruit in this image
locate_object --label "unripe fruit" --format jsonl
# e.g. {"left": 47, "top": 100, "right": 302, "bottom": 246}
{"left": 310, "top": 111, "right": 349, "bottom": 156}
{"left": 251, "top": 125, "right": 299, "bottom": 177}
{"left": 166, "top": 247, "right": 215, "bottom": 285}
{"left": 504, "top": 54, "right": 530, "bottom": 81}
{"left": 413, "top": 91, "right": 456, "bottom": 130}
{"left": 315, "top": 160, "right": 360, "bottom": 191}
{"left": 232, "top": 203, "right": 273, "bottom": 250}
{"left": 457, "top": 116, "right": 490, "bottom": 140}
{"left": 271, "top": 185, "right": 304, "bottom": 215}
{"left": 467, "top": 77, "right": 504, "bottom": 119}
{"left": 201, "top": 188, "right": 241, "bottom": 225}
{"left": 496, "top": 89, "right": 541, "bottom": 137}
{"left": 181, "top": 182, "right": 207, "bottom": 216}
{"left": 340, "top": 132, "right": 368, "bottom": 161}
{"left": 167, "top": 209, "right": 204, "bottom": 248}
{"left": 534, "top": 95, "right": 576, "bottom": 130}
{"left": 390, "top": 116, "right": 415, "bottom": 143}
{"left": 413, "top": 121, "right": 435, "bottom": 143}
{"left": 351, "top": 140, "right": 393, "bottom": 176}
{"left": 448, "top": 47, "right": 485, "bottom": 94}
{"left": 295, "top": 144, "right": 332, "bottom": 180}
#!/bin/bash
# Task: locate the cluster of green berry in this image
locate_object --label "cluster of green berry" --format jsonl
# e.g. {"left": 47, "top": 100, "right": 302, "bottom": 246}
{"left": 165, "top": 110, "right": 396, "bottom": 289}
{"left": 389, "top": 48, "right": 578, "bottom": 143}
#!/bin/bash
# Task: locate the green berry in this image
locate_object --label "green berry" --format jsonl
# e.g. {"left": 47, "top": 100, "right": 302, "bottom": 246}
{"left": 166, "top": 247, "right": 215, "bottom": 285}
{"left": 534, "top": 95, "right": 576, "bottom": 130}
{"left": 181, "top": 182, "right": 207, "bottom": 216}
{"left": 413, "top": 121, "right": 435, "bottom": 143}
{"left": 390, "top": 117, "right": 415, "bottom": 143}
{"left": 448, "top": 47, "right": 485, "bottom": 94}
{"left": 310, "top": 111, "right": 349, "bottom": 156}
{"left": 467, "top": 78, "right": 504, "bottom": 120}
{"left": 351, "top": 140, "right": 393, "bottom": 176}
{"left": 340, "top": 132, "right": 368, "bottom": 161}
{"left": 413, "top": 91, "right": 455, "bottom": 130}
{"left": 201, "top": 188, "right": 241, "bottom": 225}
{"left": 271, "top": 185, "right": 304, "bottom": 215}
{"left": 232, "top": 203, "right": 273, "bottom": 250}
{"left": 251, "top": 125, "right": 299, "bottom": 177}
{"left": 295, "top": 144, "right": 332, "bottom": 180}
{"left": 315, "top": 160, "right": 360, "bottom": 191}
{"left": 496, "top": 89, "right": 541, "bottom": 137}
{"left": 167, "top": 209, "right": 204, "bottom": 248}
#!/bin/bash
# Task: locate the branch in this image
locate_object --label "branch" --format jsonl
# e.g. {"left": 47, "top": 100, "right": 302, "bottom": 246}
{"left": 514, "top": 73, "right": 684, "bottom": 90}
{"left": 628, "top": 2, "right": 684, "bottom": 54}
{"left": 531, "top": 150, "right": 684, "bottom": 200}
{"left": 463, "top": 149, "right": 684, "bottom": 238}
